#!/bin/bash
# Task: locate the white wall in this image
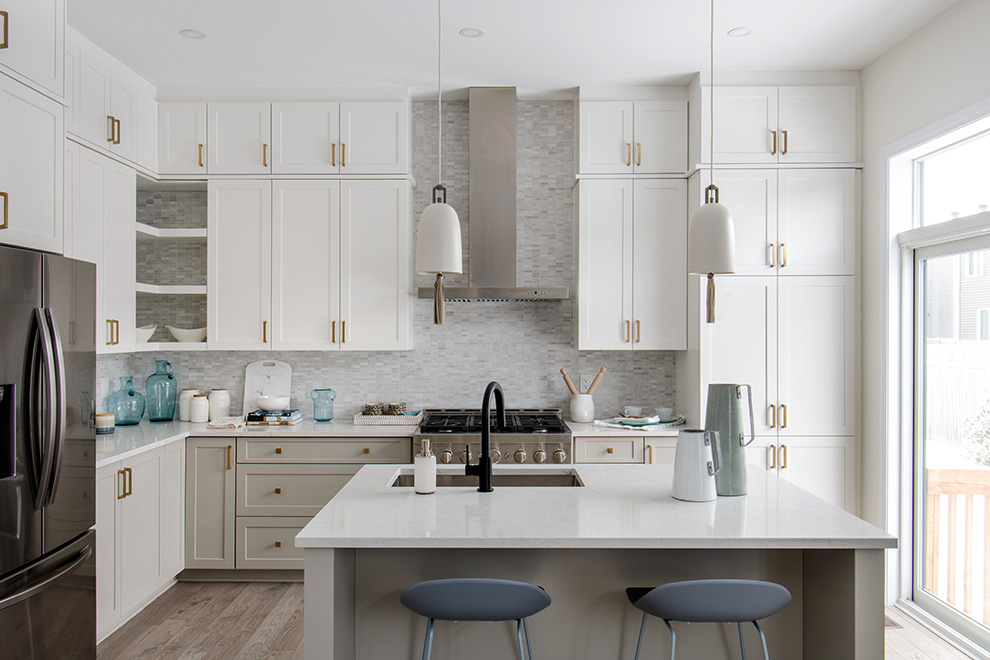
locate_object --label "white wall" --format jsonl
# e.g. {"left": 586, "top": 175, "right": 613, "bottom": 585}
{"left": 860, "top": 0, "right": 990, "bottom": 526}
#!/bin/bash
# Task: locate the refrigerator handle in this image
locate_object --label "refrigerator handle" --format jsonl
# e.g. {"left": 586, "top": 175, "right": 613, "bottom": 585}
{"left": 42, "top": 308, "right": 67, "bottom": 506}
{"left": 25, "top": 313, "right": 46, "bottom": 506}
{"left": 29, "top": 309, "right": 58, "bottom": 510}
{"left": 0, "top": 545, "right": 92, "bottom": 612}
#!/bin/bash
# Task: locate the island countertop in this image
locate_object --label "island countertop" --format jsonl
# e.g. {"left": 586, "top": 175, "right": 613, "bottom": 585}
{"left": 295, "top": 464, "right": 896, "bottom": 550}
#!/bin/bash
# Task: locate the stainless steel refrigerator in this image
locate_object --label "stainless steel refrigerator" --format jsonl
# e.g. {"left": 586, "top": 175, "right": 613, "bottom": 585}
{"left": 0, "top": 245, "right": 97, "bottom": 659}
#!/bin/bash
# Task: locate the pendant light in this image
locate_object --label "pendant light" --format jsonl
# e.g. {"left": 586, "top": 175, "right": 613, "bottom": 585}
{"left": 415, "top": 0, "right": 462, "bottom": 325}
{"left": 688, "top": 0, "right": 736, "bottom": 323}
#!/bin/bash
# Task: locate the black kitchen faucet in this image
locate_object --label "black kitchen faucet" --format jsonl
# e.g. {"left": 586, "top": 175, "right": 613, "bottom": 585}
{"left": 465, "top": 381, "right": 504, "bottom": 492}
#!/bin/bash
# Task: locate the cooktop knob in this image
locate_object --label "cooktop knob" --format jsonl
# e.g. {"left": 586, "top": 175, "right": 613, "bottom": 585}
{"left": 459, "top": 447, "right": 473, "bottom": 464}
{"left": 533, "top": 447, "right": 547, "bottom": 464}
{"left": 552, "top": 447, "right": 567, "bottom": 464}
{"left": 514, "top": 448, "right": 527, "bottom": 463}
{"left": 439, "top": 448, "right": 453, "bottom": 464}
{"left": 490, "top": 446, "right": 503, "bottom": 463}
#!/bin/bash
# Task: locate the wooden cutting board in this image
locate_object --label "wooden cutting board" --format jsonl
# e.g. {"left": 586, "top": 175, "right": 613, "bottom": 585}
{"left": 243, "top": 360, "right": 292, "bottom": 413}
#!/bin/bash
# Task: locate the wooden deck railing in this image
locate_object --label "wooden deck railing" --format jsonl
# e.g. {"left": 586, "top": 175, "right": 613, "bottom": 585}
{"left": 925, "top": 468, "right": 990, "bottom": 625}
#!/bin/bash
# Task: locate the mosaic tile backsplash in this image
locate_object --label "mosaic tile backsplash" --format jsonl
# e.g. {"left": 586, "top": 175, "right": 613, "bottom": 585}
{"left": 98, "top": 101, "right": 677, "bottom": 419}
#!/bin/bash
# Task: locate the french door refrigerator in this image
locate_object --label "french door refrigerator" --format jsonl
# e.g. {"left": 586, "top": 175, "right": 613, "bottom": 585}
{"left": 0, "top": 245, "right": 97, "bottom": 659}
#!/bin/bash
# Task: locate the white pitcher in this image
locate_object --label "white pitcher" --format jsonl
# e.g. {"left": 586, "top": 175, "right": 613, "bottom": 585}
{"left": 671, "top": 429, "right": 722, "bottom": 502}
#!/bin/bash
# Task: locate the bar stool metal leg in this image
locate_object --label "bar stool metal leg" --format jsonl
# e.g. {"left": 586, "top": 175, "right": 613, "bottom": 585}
{"left": 523, "top": 617, "right": 535, "bottom": 660}
{"left": 421, "top": 618, "right": 435, "bottom": 660}
{"left": 662, "top": 619, "right": 677, "bottom": 660}
{"left": 516, "top": 619, "right": 525, "bottom": 660}
{"left": 633, "top": 612, "right": 648, "bottom": 660}
{"left": 738, "top": 622, "right": 748, "bottom": 660}
{"left": 753, "top": 620, "right": 770, "bottom": 660}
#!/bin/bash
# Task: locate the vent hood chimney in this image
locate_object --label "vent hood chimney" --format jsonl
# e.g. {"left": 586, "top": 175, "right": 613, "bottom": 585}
{"left": 418, "top": 87, "right": 568, "bottom": 302}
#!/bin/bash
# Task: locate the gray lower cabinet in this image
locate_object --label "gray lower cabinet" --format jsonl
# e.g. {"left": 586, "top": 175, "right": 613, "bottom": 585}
{"left": 186, "top": 435, "right": 411, "bottom": 571}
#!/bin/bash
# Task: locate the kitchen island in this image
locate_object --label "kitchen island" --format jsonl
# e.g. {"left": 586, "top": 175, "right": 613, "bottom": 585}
{"left": 297, "top": 464, "right": 895, "bottom": 660}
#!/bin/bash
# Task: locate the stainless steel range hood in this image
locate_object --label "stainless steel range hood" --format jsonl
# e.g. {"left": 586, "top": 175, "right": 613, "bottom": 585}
{"left": 418, "top": 87, "right": 568, "bottom": 302}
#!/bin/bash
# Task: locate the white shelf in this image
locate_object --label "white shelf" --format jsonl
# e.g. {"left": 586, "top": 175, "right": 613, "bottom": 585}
{"left": 136, "top": 222, "right": 207, "bottom": 242}
{"left": 135, "top": 342, "right": 209, "bottom": 352}
{"left": 136, "top": 283, "right": 207, "bottom": 295}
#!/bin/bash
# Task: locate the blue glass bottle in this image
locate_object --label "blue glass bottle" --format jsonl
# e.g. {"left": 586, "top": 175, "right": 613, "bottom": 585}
{"left": 145, "top": 360, "right": 178, "bottom": 422}
{"left": 107, "top": 377, "right": 145, "bottom": 425}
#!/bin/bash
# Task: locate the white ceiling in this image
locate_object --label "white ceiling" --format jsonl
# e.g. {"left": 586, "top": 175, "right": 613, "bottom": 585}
{"left": 70, "top": 0, "right": 957, "bottom": 97}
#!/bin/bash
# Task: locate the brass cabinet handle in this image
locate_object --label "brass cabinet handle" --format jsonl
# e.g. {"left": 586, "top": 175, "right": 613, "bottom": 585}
{"left": 263, "top": 320, "right": 268, "bottom": 343}
{"left": 106, "top": 320, "right": 112, "bottom": 346}
{"left": 331, "top": 143, "right": 336, "bottom": 167}
{"left": 263, "top": 143, "right": 268, "bottom": 167}
{"left": 606, "top": 447, "right": 614, "bottom": 454}
{"left": 0, "top": 190, "right": 7, "bottom": 230}
{"left": 781, "top": 130, "right": 788, "bottom": 155}
{"left": 342, "top": 320, "right": 346, "bottom": 343}
{"left": 341, "top": 143, "right": 346, "bottom": 167}
{"left": 113, "top": 118, "right": 121, "bottom": 145}
{"left": 198, "top": 144, "right": 204, "bottom": 167}
{"left": 363, "top": 448, "right": 370, "bottom": 454}
{"left": 769, "top": 404, "right": 776, "bottom": 429}
{"left": 780, "top": 243, "right": 787, "bottom": 268}
{"left": 636, "top": 320, "right": 641, "bottom": 343}
{"left": 331, "top": 320, "right": 336, "bottom": 343}
{"left": 626, "top": 142, "right": 631, "bottom": 166}
{"left": 124, "top": 467, "right": 133, "bottom": 496}
{"left": 636, "top": 142, "right": 642, "bottom": 166}
{"left": 0, "top": 11, "right": 8, "bottom": 49}
{"left": 275, "top": 541, "right": 282, "bottom": 548}
{"left": 115, "top": 320, "right": 120, "bottom": 345}
{"left": 648, "top": 444, "right": 655, "bottom": 465}
{"left": 768, "top": 243, "right": 776, "bottom": 268}
{"left": 275, "top": 447, "right": 282, "bottom": 455}
{"left": 274, "top": 487, "right": 282, "bottom": 494}
{"left": 770, "top": 130, "right": 777, "bottom": 155}
{"left": 781, "top": 404, "right": 787, "bottom": 429}
{"left": 769, "top": 444, "right": 776, "bottom": 469}
{"left": 107, "top": 115, "right": 115, "bottom": 143}
{"left": 117, "top": 469, "right": 127, "bottom": 499}
{"left": 226, "top": 445, "right": 232, "bottom": 470}
{"left": 625, "top": 320, "right": 631, "bottom": 343}
{"left": 781, "top": 444, "right": 788, "bottom": 469}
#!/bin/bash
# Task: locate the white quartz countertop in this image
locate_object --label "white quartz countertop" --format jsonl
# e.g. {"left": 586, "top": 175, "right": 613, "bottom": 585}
{"left": 95, "top": 419, "right": 418, "bottom": 468}
{"left": 296, "top": 464, "right": 896, "bottom": 550}
{"left": 565, "top": 421, "right": 682, "bottom": 437}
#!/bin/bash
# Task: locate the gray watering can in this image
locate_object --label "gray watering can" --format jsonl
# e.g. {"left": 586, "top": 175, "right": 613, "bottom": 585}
{"left": 704, "top": 384, "right": 755, "bottom": 496}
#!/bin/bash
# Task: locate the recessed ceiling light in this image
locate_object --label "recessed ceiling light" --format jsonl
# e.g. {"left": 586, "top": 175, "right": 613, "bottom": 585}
{"left": 459, "top": 27, "right": 485, "bottom": 38}
{"left": 179, "top": 28, "right": 207, "bottom": 40}
{"left": 727, "top": 27, "right": 751, "bottom": 37}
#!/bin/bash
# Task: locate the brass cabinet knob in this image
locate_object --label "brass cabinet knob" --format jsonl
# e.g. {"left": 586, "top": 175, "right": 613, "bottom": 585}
{"left": 275, "top": 447, "right": 282, "bottom": 454}
{"left": 275, "top": 541, "right": 282, "bottom": 548}
{"left": 275, "top": 487, "right": 282, "bottom": 494}
{"left": 363, "top": 448, "right": 370, "bottom": 454}
{"left": 606, "top": 447, "right": 614, "bottom": 454}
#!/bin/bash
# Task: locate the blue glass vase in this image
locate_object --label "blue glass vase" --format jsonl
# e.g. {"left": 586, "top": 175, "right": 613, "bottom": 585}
{"left": 107, "top": 377, "right": 145, "bottom": 425}
{"left": 145, "top": 360, "right": 178, "bottom": 422}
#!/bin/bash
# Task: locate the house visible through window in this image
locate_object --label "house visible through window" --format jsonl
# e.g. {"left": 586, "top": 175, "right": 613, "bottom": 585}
{"left": 966, "top": 251, "right": 985, "bottom": 277}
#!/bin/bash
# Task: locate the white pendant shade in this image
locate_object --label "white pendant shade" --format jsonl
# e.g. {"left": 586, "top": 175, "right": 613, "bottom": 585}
{"left": 688, "top": 201, "right": 736, "bottom": 275}
{"left": 416, "top": 201, "right": 463, "bottom": 275}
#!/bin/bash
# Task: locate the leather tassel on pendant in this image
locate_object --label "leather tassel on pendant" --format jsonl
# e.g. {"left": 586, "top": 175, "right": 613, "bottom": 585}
{"left": 706, "top": 272, "right": 716, "bottom": 324}
{"left": 433, "top": 273, "right": 445, "bottom": 325}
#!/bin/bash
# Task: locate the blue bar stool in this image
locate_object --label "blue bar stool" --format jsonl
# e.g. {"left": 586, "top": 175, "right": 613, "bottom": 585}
{"left": 401, "top": 578, "right": 551, "bottom": 660}
{"left": 626, "top": 579, "right": 791, "bottom": 660}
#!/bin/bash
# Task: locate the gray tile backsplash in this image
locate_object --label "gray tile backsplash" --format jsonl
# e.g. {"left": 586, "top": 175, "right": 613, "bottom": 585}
{"left": 98, "top": 101, "right": 677, "bottom": 421}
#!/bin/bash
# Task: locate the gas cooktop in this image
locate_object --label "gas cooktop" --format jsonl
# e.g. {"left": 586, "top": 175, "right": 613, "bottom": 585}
{"left": 417, "top": 408, "right": 569, "bottom": 435}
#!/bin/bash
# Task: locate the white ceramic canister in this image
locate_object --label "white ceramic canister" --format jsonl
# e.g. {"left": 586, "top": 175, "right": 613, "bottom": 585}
{"left": 189, "top": 394, "right": 210, "bottom": 423}
{"left": 178, "top": 388, "right": 199, "bottom": 422}
{"left": 570, "top": 394, "right": 594, "bottom": 423}
{"left": 414, "top": 439, "right": 436, "bottom": 494}
{"left": 209, "top": 388, "right": 231, "bottom": 420}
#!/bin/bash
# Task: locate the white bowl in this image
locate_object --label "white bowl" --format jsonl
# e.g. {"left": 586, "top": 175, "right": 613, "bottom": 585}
{"left": 256, "top": 395, "right": 290, "bottom": 411}
{"left": 166, "top": 325, "right": 207, "bottom": 342}
{"left": 136, "top": 324, "right": 156, "bottom": 342}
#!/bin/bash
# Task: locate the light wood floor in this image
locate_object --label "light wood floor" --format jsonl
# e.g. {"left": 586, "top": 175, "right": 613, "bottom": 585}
{"left": 99, "top": 583, "right": 977, "bottom": 659}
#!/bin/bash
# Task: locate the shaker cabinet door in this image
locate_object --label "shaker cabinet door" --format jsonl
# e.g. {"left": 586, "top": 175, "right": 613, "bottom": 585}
{"left": 118, "top": 448, "right": 163, "bottom": 616}
{"left": 696, "top": 170, "right": 777, "bottom": 276}
{"left": 579, "top": 102, "right": 634, "bottom": 174}
{"left": 185, "top": 438, "right": 235, "bottom": 569}
{"left": 0, "top": 0, "right": 64, "bottom": 96}
{"left": 777, "top": 86, "right": 857, "bottom": 164}
{"left": 704, "top": 87, "right": 778, "bottom": 164}
{"left": 339, "top": 101, "right": 408, "bottom": 174}
{"left": 159, "top": 102, "right": 207, "bottom": 175}
{"left": 208, "top": 102, "right": 272, "bottom": 174}
{"left": 272, "top": 102, "right": 340, "bottom": 174}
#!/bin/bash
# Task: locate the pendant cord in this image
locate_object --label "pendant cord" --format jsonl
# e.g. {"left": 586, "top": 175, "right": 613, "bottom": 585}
{"left": 437, "top": 0, "right": 443, "bottom": 187}
{"left": 709, "top": 0, "right": 714, "bottom": 181}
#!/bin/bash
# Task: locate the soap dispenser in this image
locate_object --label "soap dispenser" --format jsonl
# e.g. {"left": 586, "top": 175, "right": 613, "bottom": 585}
{"left": 414, "top": 439, "right": 436, "bottom": 494}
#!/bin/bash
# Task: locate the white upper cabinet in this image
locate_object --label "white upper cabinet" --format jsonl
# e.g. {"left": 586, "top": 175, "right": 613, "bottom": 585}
{"left": 695, "top": 169, "right": 857, "bottom": 276}
{"left": 579, "top": 101, "right": 687, "bottom": 174}
{"left": 208, "top": 180, "right": 273, "bottom": 350}
{"left": 0, "top": 0, "right": 64, "bottom": 97}
{"left": 208, "top": 103, "right": 272, "bottom": 175}
{"left": 158, "top": 102, "right": 207, "bottom": 174}
{"left": 701, "top": 86, "right": 857, "bottom": 164}
{"left": 577, "top": 178, "right": 686, "bottom": 350}
{"left": 272, "top": 102, "right": 339, "bottom": 175}
{"left": 103, "top": 160, "right": 135, "bottom": 353}
{"left": 0, "top": 74, "right": 63, "bottom": 253}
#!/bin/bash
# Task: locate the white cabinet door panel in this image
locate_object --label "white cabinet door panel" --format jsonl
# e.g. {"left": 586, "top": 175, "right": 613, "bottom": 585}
{"left": 700, "top": 277, "right": 777, "bottom": 436}
{"left": 778, "top": 87, "right": 857, "bottom": 164}
{"left": 132, "top": 91, "right": 157, "bottom": 172}
{"left": 272, "top": 180, "right": 340, "bottom": 350}
{"left": 339, "top": 181, "right": 410, "bottom": 351}
{"left": 103, "top": 162, "right": 134, "bottom": 352}
{"left": 339, "top": 101, "right": 407, "bottom": 174}
{"left": 185, "top": 439, "right": 235, "bottom": 569}
{"left": 777, "top": 437, "right": 856, "bottom": 512}
{"left": 95, "top": 464, "right": 121, "bottom": 640}
{"left": 108, "top": 77, "right": 135, "bottom": 163}
{"left": 208, "top": 180, "right": 272, "bottom": 349}
{"left": 160, "top": 442, "right": 184, "bottom": 581}
{"left": 208, "top": 103, "right": 271, "bottom": 174}
{"left": 579, "top": 102, "right": 633, "bottom": 174}
{"left": 158, "top": 102, "right": 207, "bottom": 175}
{"left": 633, "top": 101, "right": 687, "bottom": 174}
{"left": 78, "top": 51, "right": 111, "bottom": 148}
{"left": 699, "top": 170, "right": 777, "bottom": 275}
{"left": 777, "top": 169, "right": 856, "bottom": 276}
{"left": 578, "top": 179, "right": 633, "bottom": 349}
{"left": 632, "top": 179, "right": 686, "bottom": 349}
{"left": 119, "top": 448, "right": 163, "bottom": 615}
{"left": 0, "top": 0, "right": 64, "bottom": 96}
{"left": 272, "top": 102, "right": 339, "bottom": 174}
{"left": 705, "top": 87, "right": 777, "bottom": 164}
{"left": 777, "top": 277, "right": 855, "bottom": 437}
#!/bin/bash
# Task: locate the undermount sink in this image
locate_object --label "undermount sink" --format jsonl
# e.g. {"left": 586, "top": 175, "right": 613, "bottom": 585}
{"left": 390, "top": 469, "right": 584, "bottom": 488}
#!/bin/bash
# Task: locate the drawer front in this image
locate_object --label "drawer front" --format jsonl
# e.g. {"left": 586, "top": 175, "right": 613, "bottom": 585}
{"left": 235, "top": 517, "right": 306, "bottom": 569}
{"left": 237, "top": 438, "right": 411, "bottom": 463}
{"left": 237, "top": 464, "right": 359, "bottom": 516}
{"left": 574, "top": 437, "right": 643, "bottom": 463}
